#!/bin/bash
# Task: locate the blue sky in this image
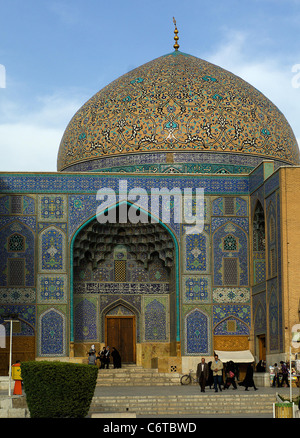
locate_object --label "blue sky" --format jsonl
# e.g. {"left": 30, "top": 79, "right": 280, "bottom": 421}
{"left": 0, "top": 0, "right": 300, "bottom": 171}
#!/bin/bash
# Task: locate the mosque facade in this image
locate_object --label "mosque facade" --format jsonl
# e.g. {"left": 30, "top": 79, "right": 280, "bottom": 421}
{"left": 1, "top": 33, "right": 300, "bottom": 374}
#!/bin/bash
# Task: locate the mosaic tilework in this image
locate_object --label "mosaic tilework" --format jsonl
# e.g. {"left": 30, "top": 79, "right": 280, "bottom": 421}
{"left": 0, "top": 215, "right": 36, "bottom": 232}
{"left": 183, "top": 231, "right": 209, "bottom": 273}
{"left": 184, "top": 307, "right": 211, "bottom": 355}
{"left": 212, "top": 219, "right": 248, "bottom": 286}
{"left": 253, "top": 293, "right": 267, "bottom": 335}
{"left": 0, "top": 221, "right": 35, "bottom": 287}
{"left": 212, "top": 197, "right": 248, "bottom": 216}
{"left": 39, "top": 307, "right": 66, "bottom": 356}
{"left": 0, "top": 305, "right": 35, "bottom": 336}
{"left": 0, "top": 195, "right": 35, "bottom": 215}
{"left": 38, "top": 195, "right": 67, "bottom": 222}
{"left": 37, "top": 274, "right": 68, "bottom": 304}
{"left": 57, "top": 52, "right": 299, "bottom": 171}
{"left": 268, "top": 285, "right": 280, "bottom": 351}
{"left": 212, "top": 287, "right": 250, "bottom": 303}
{"left": 0, "top": 288, "right": 35, "bottom": 304}
{"left": 144, "top": 297, "right": 168, "bottom": 342}
{"left": 254, "top": 259, "right": 266, "bottom": 284}
{"left": 74, "top": 297, "right": 98, "bottom": 342}
{"left": 39, "top": 226, "right": 65, "bottom": 272}
{"left": 182, "top": 276, "right": 211, "bottom": 303}
{"left": 63, "top": 151, "right": 282, "bottom": 174}
{"left": 213, "top": 304, "right": 251, "bottom": 335}
{"left": 213, "top": 316, "right": 250, "bottom": 335}
{"left": 107, "top": 305, "right": 134, "bottom": 316}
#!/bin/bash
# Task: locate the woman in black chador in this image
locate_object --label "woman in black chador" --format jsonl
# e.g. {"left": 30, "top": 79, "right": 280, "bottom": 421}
{"left": 241, "top": 363, "right": 258, "bottom": 391}
{"left": 111, "top": 347, "right": 122, "bottom": 369}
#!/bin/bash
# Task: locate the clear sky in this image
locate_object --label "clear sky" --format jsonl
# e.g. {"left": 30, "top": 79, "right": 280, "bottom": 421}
{"left": 0, "top": 0, "right": 300, "bottom": 171}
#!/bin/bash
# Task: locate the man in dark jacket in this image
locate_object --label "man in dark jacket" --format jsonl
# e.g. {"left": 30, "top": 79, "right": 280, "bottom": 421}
{"left": 196, "top": 358, "right": 209, "bottom": 392}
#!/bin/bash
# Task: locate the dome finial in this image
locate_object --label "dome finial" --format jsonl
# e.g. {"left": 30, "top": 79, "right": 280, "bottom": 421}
{"left": 173, "top": 17, "right": 179, "bottom": 51}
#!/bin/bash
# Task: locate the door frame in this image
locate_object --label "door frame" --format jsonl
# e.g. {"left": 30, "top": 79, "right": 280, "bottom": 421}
{"left": 105, "top": 315, "right": 136, "bottom": 363}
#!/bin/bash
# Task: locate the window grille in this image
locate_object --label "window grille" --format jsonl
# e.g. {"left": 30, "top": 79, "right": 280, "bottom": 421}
{"left": 8, "top": 258, "right": 25, "bottom": 286}
{"left": 224, "top": 197, "right": 235, "bottom": 215}
{"left": 223, "top": 257, "right": 238, "bottom": 285}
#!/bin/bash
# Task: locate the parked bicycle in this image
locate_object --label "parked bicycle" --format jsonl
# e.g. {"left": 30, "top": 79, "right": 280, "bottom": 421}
{"left": 180, "top": 369, "right": 198, "bottom": 385}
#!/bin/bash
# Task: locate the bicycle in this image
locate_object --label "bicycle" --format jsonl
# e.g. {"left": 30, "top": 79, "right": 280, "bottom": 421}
{"left": 180, "top": 369, "right": 198, "bottom": 385}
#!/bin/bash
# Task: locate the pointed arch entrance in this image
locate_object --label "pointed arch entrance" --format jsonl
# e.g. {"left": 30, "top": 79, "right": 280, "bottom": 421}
{"left": 70, "top": 202, "right": 180, "bottom": 361}
{"left": 103, "top": 299, "right": 137, "bottom": 363}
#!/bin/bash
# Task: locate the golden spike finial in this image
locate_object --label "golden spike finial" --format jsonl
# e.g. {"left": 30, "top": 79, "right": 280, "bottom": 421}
{"left": 173, "top": 17, "right": 179, "bottom": 51}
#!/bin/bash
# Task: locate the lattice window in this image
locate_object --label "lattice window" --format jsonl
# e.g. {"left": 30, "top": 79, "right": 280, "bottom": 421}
{"left": 8, "top": 258, "right": 25, "bottom": 286}
{"left": 223, "top": 257, "right": 238, "bottom": 286}
{"left": 11, "top": 196, "right": 22, "bottom": 214}
{"left": 224, "top": 197, "right": 235, "bottom": 215}
{"left": 114, "top": 260, "right": 126, "bottom": 282}
{"left": 223, "top": 234, "right": 237, "bottom": 251}
{"left": 8, "top": 233, "right": 25, "bottom": 252}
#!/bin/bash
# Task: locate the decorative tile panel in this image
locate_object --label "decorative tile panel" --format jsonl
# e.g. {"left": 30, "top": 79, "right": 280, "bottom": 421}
{"left": 38, "top": 195, "right": 67, "bottom": 222}
{"left": 37, "top": 274, "right": 68, "bottom": 304}
{"left": 143, "top": 296, "right": 168, "bottom": 342}
{"left": 0, "top": 288, "right": 35, "bottom": 304}
{"left": 184, "top": 307, "right": 211, "bottom": 355}
{"left": 39, "top": 226, "right": 66, "bottom": 272}
{"left": 39, "top": 307, "right": 66, "bottom": 356}
{"left": 212, "top": 287, "right": 250, "bottom": 303}
{"left": 182, "top": 276, "right": 211, "bottom": 303}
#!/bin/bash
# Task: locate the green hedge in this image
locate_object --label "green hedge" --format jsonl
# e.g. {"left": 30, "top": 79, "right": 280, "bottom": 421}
{"left": 21, "top": 361, "right": 98, "bottom": 418}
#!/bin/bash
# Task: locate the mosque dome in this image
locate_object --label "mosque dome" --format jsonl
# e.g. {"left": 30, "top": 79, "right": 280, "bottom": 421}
{"left": 57, "top": 50, "right": 300, "bottom": 173}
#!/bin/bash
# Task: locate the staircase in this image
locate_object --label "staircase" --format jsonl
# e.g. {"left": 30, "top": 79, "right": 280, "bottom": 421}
{"left": 93, "top": 365, "right": 277, "bottom": 416}
{"left": 97, "top": 364, "right": 181, "bottom": 386}
{"left": 90, "top": 393, "right": 276, "bottom": 416}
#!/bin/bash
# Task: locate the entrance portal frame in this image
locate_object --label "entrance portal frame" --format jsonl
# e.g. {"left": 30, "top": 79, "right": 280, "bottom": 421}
{"left": 69, "top": 200, "right": 180, "bottom": 352}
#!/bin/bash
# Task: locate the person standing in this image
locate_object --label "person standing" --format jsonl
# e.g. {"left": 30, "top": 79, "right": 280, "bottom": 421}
{"left": 224, "top": 361, "right": 237, "bottom": 390}
{"left": 105, "top": 346, "right": 111, "bottom": 369}
{"left": 111, "top": 347, "right": 122, "bottom": 369}
{"left": 88, "top": 346, "right": 97, "bottom": 365}
{"left": 211, "top": 354, "right": 223, "bottom": 392}
{"left": 196, "top": 357, "right": 209, "bottom": 392}
{"left": 272, "top": 363, "right": 280, "bottom": 387}
{"left": 279, "top": 361, "right": 290, "bottom": 387}
{"left": 99, "top": 346, "right": 107, "bottom": 369}
{"left": 242, "top": 363, "right": 258, "bottom": 391}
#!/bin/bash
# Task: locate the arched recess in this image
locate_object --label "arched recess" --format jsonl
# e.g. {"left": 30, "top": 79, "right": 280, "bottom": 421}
{"left": 0, "top": 317, "right": 35, "bottom": 375}
{"left": 39, "top": 308, "right": 66, "bottom": 356}
{"left": 213, "top": 315, "right": 250, "bottom": 351}
{"left": 69, "top": 200, "right": 180, "bottom": 354}
{"left": 213, "top": 221, "right": 248, "bottom": 287}
{"left": 184, "top": 308, "right": 210, "bottom": 355}
{"left": 252, "top": 200, "right": 266, "bottom": 285}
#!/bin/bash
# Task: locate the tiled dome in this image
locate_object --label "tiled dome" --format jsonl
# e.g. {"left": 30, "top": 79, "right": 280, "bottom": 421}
{"left": 57, "top": 51, "right": 300, "bottom": 172}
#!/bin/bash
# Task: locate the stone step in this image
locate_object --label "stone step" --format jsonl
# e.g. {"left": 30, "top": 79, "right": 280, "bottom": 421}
{"left": 97, "top": 365, "right": 181, "bottom": 386}
{"left": 90, "top": 393, "right": 276, "bottom": 416}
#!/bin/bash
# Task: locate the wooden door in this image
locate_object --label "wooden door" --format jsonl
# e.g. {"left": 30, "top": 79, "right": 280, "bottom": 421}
{"left": 258, "top": 334, "right": 266, "bottom": 361}
{"left": 106, "top": 316, "right": 135, "bottom": 363}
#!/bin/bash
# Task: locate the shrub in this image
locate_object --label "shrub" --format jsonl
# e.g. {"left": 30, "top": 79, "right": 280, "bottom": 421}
{"left": 21, "top": 361, "right": 98, "bottom": 418}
